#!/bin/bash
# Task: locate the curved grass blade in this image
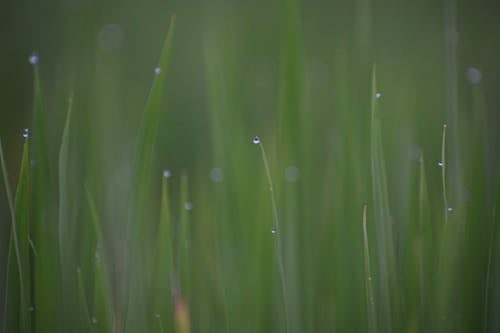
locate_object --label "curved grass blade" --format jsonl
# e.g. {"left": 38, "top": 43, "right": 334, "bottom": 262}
{"left": 1, "top": 138, "right": 31, "bottom": 332}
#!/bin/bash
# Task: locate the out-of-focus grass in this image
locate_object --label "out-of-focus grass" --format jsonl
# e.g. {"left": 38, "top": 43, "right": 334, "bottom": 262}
{"left": 1, "top": 1, "right": 500, "bottom": 332}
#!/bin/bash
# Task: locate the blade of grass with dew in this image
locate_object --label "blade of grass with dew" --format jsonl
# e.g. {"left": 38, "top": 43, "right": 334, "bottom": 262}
{"left": 85, "top": 185, "right": 112, "bottom": 333}
{"left": 254, "top": 137, "right": 289, "bottom": 333}
{"left": 152, "top": 173, "right": 173, "bottom": 333}
{"left": 369, "top": 65, "right": 399, "bottom": 333}
{"left": 178, "top": 173, "right": 191, "bottom": 302}
{"left": 125, "top": 15, "right": 176, "bottom": 332}
{"left": 1, "top": 138, "right": 30, "bottom": 333}
{"left": 58, "top": 94, "right": 78, "bottom": 330}
{"left": 362, "top": 203, "right": 378, "bottom": 333}
{"left": 31, "top": 57, "right": 61, "bottom": 333}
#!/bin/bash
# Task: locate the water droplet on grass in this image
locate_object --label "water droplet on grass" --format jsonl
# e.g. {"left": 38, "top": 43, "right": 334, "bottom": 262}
{"left": 29, "top": 54, "right": 39, "bottom": 65}
{"left": 163, "top": 169, "right": 171, "bottom": 178}
{"left": 154, "top": 313, "right": 161, "bottom": 318}
{"left": 185, "top": 201, "right": 193, "bottom": 210}
{"left": 271, "top": 228, "right": 277, "bottom": 234}
{"left": 210, "top": 167, "right": 224, "bottom": 182}
{"left": 284, "top": 165, "right": 300, "bottom": 182}
{"left": 375, "top": 92, "right": 381, "bottom": 99}
{"left": 22, "top": 128, "right": 29, "bottom": 139}
{"left": 154, "top": 67, "right": 161, "bottom": 75}
{"left": 466, "top": 66, "right": 481, "bottom": 85}
{"left": 438, "top": 162, "right": 443, "bottom": 167}
{"left": 447, "top": 207, "right": 453, "bottom": 212}
{"left": 97, "top": 24, "right": 124, "bottom": 51}
{"left": 252, "top": 136, "right": 260, "bottom": 144}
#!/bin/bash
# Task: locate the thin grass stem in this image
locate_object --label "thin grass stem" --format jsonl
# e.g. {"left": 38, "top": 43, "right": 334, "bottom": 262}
{"left": 254, "top": 136, "right": 289, "bottom": 333}
{"left": 0, "top": 139, "right": 28, "bottom": 332}
{"left": 362, "top": 203, "right": 378, "bottom": 333}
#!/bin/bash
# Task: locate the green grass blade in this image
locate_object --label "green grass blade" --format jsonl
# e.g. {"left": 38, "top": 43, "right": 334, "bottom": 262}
{"left": 31, "top": 58, "right": 60, "bottom": 333}
{"left": 84, "top": 185, "right": 112, "bottom": 333}
{"left": 1, "top": 138, "right": 31, "bottom": 333}
{"left": 440, "top": 124, "right": 449, "bottom": 223}
{"left": 369, "top": 65, "right": 399, "bottom": 333}
{"left": 125, "top": 16, "right": 176, "bottom": 331}
{"left": 132, "top": 14, "right": 176, "bottom": 214}
{"left": 178, "top": 172, "right": 191, "bottom": 299}
{"left": 362, "top": 203, "right": 378, "bottom": 333}
{"left": 254, "top": 137, "right": 289, "bottom": 333}
{"left": 152, "top": 173, "right": 173, "bottom": 332}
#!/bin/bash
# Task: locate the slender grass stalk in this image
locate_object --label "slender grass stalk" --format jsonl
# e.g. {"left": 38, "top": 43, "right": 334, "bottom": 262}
{"left": 362, "top": 203, "right": 377, "bottom": 333}
{"left": 253, "top": 136, "right": 289, "bottom": 333}
{"left": 369, "top": 64, "right": 397, "bottom": 332}
{"left": 0, "top": 139, "right": 28, "bottom": 332}
{"left": 178, "top": 172, "right": 191, "bottom": 299}
{"left": 440, "top": 124, "right": 449, "bottom": 223}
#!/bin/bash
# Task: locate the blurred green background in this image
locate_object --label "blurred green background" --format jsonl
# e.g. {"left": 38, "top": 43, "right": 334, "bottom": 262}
{"left": 1, "top": 0, "right": 500, "bottom": 332}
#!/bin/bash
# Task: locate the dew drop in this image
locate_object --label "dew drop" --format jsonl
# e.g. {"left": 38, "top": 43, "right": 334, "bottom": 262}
{"left": 284, "top": 165, "right": 300, "bottom": 183}
{"left": 466, "top": 66, "right": 481, "bottom": 85}
{"left": 447, "top": 207, "right": 453, "bottom": 212}
{"left": 22, "top": 128, "right": 29, "bottom": 139}
{"left": 271, "top": 228, "right": 277, "bottom": 234}
{"left": 29, "top": 54, "right": 39, "bottom": 65}
{"left": 97, "top": 24, "right": 124, "bottom": 51}
{"left": 252, "top": 136, "right": 260, "bottom": 144}
{"left": 443, "top": 124, "right": 447, "bottom": 128}
{"left": 154, "top": 67, "right": 161, "bottom": 75}
{"left": 368, "top": 276, "right": 372, "bottom": 281}
{"left": 209, "top": 167, "right": 224, "bottom": 183}
{"left": 438, "top": 162, "right": 443, "bottom": 167}
{"left": 184, "top": 201, "right": 193, "bottom": 210}
{"left": 375, "top": 92, "right": 381, "bottom": 99}
{"left": 154, "top": 313, "right": 161, "bottom": 318}
{"left": 163, "top": 169, "right": 171, "bottom": 178}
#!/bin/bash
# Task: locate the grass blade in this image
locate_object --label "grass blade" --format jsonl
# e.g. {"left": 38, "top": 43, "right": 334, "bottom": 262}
{"left": 1, "top": 138, "right": 30, "bottom": 332}
{"left": 369, "top": 65, "right": 399, "bottom": 333}
{"left": 152, "top": 172, "right": 173, "bottom": 332}
{"left": 31, "top": 57, "right": 61, "bottom": 333}
{"left": 125, "top": 15, "right": 176, "bottom": 331}
{"left": 84, "top": 185, "right": 112, "bottom": 333}
{"left": 253, "top": 136, "right": 289, "bottom": 333}
{"left": 362, "top": 203, "right": 377, "bottom": 333}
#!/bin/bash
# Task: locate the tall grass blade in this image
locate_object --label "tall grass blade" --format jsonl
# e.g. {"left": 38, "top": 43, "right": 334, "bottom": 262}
{"left": 152, "top": 173, "right": 173, "bottom": 332}
{"left": 125, "top": 15, "right": 176, "bottom": 331}
{"left": 362, "top": 203, "right": 377, "bottom": 333}
{"left": 85, "top": 185, "right": 112, "bottom": 333}
{"left": 440, "top": 124, "right": 449, "bottom": 223}
{"left": 178, "top": 173, "right": 191, "bottom": 299}
{"left": 31, "top": 57, "right": 60, "bottom": 333}
{"left": 1, "top": 138, "right": 30, "bottom": 333}
{"left": 58, "top": 93, "right": 76, "bottom": 330}
{"left": 369, "top": 65, "right": 399, "bottom": 332}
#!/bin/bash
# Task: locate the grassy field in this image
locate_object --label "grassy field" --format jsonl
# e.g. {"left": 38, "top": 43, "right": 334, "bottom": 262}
{"left": 1, "top": 0, "right": 500, "bottom": 332}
